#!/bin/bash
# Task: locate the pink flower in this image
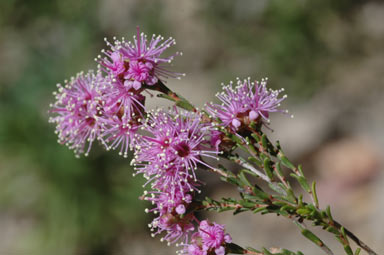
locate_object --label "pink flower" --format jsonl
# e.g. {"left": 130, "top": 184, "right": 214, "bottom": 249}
{"left": 199, "top": 220, "right": 227, "bottom": 250}
{"left": 98, "top": 27, "right": 183, "bottom": 88}
{"left": 99, "top": 114, "right": 141, "bottom": 158}
{"left": 183, "top": 220, "right": 232, "bottom": 255}
{"left": 49, "top": 70, "right": 107, "bottom": 156}
{"left": 108, "top": 52, "right": 126, "bottom": 76}
{"left": 133, "top": 109, "right": 217, "bottom": 195}
{"left": 207, "top": 77, "right": 288, "bottom": 130}
{"left": 187, "top": 244, "right": 206, "bottom": 255}
{"left": 150, "top": 212, "right": 195, "bottom": 246}
{"left": 210, "top": 130, "right": 224, "bottom": 152}
{"left": 124, "top": 60, "right": 158, "bottom": 90}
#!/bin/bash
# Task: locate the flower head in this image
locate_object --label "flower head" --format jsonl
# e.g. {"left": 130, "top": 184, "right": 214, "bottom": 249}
{"left": 183, "top": 220, "right": 232, "bottom": 255}
{"left": 150, "top": 211, "right": 195, "bottom": 246}
{"left": 133, "top": 109, "right": 217, "bottom": 194}
{"left": 49, "top": 70, "right": 107, "bottom": 156}
{"left": 98, "top": 27, "right": 183, "bottom": 90}
{"left": 199, "top": 220, "right": 232, "bottom": 251}
{"left": 102, "top": 78, "right": 146, "bottom": 119}
{"left": 207, "top": 77, "right": 288, "bottom": 131}
{"left": 143, "top": 185, "right": 193, "bottom": 215}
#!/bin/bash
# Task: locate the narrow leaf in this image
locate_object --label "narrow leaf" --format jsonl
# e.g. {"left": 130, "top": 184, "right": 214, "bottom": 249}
{"left": 278, "top": 152, "right": 296, "bottom": 170}
{"left": 326, "top": 205, "right": 334, "bottom": 222}
{"left": 312, "top": 181, "right": 319, "bottom": 208}
{"left": 263, "top": 158, "right": 274, "bottom": 180}
{"left": 301, "top": 229, "right": 327, "bottom": 248}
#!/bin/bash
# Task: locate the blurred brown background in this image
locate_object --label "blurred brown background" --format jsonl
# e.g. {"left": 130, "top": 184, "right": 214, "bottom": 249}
{"left": 0, "top": 0, "right": 383, "bottom": 254}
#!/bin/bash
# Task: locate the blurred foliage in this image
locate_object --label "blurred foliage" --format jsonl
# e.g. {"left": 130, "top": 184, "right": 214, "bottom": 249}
{"left": 202, "top": 0, "right": 364, "bottom": 98}
{"left": 0, "top": 0, "right": 374, "bottom": 254}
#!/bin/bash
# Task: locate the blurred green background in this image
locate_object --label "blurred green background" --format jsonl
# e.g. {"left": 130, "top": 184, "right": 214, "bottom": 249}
{"left": 1, "top": 0, "right": 383, "bottom": 254}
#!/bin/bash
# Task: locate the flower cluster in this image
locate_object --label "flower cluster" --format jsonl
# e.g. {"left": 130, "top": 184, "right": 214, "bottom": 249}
{"left": 50, "top": 28, "right": 181, "bottom": 157}
{"left": 207, "top": 77, "right": 289, "bottom": 131}
{"left": 184, "top": 220, "right": 232, "bottom": 255}
{"left": 131, "top": 109, "right": 233, "bottom": 255}
{"left": 49, "top": 70, "right": 107, "bottom": 156}
{"left": 49, "top": 29, "right": 292, "bottom": 255}
{"left": 132, "top": 109, "right": 219, "bottom": 245}
{"left": 97, "top": 27, "right": 183, "bottom": 90}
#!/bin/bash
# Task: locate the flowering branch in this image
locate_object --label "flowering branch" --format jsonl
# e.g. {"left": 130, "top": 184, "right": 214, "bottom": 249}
{"left": 48, "top": 28, "right": 378, "bottom": 255}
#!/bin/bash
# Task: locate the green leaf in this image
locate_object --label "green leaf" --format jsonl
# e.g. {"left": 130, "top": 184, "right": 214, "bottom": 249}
{"left": 242, "top": 194, "right": 258, "bottom": 200}
{"left": 325, "top": 205, "right": 334, "bottom": 222}
{"left": 226, "top": 177, "right": 242, "bottom": 186}
{"left": 157, "top": 91, "right": 196, "bottom": 111}
{"left": 242, "top": 168, "right": 258, "bottom": 177}
{"left": 252, "top": 186, "right": 270, "bottom": 200}
{"left": 311, "top": 181, "right": 319, "bottom": 208}
{"left": 344, "top": 245, "right": 353, "bottom": 255}
{"left": 341, "top": 226, "right": 348, "bottom": 240}
{"left": 278, "top": 152, "right": 296, "bottom": 170}
{"left": 249, "top": 121, "right": 258, "bottom": 130}
{"left": 298, "top": 195, "right": 304, "bottom": 207}
{"left": 218, "top": 207, "right": 234, "bottom": 212}
{"left": 251, "top": 133, "right": 260, "bottom": 142}
{"left": 263, "top": 158, "right": 274, "bottom": 180}
{"left": 298, "top": 164, "right": 305, "bottom": 176}
{"left": 280, "top": 204, "right": 296, "bottom": 212}
{"left": 238, "top": 171, "right": 252, "bottom": 187}
{"left": 272, "top": 201, "right": 287, "bottom": 207}
{"left": 269, "top": 183, "right": 286, "bottom": 195}
{"left": 239, "top": 199, "right": 256, "bottom": 208}
{"left": 233, "top": 207, "right": 248, "bottom": 215}
{"left": 296, "top": 208, "right": 311, "bottom": 216}
{"left": 253, "top": 207, "right": 267, "bottom": 214}
{"left": 245, "top": 137, "right": 258, "bottom": 154}
{"left": 286, "top": 188, "right": 297, "bottom": 203}
{"left": 204, "top": 197, "right": 213, "bottom": 203}
{"left": 325, "top": 226, "right": 339, "bottom": 235}
{"left": 301, "top": 229, "right": 327, "bottom": 248}
{"left": 248, "top": 157, "right": 262, "bottom": 167}
{"left": 262, "top": 248, "right": 273, "bottom": 255}
{"left": 229, "top": 134, "right": 243, "bottom": 145}
{"left": 261, "top": 134, "right": 268, "bottom": 149}
{"left": 275, "top": 162, "right": 284, "bottom": 178}
{"left": 308, "top": 208, "right": 322, "bottom": 220}
{"left": 221, "top": 197, "right": 235, "bottom": 202}
{"left": 226, "top": 243, "right": 245, "bottom": 254}
{"left": 354, "top": 248, "right": 361, "bottom": 255}
{"left": 157, "top": 93, "right": 175, "bottom": 101}
{"left": 290, "top": 174, "right": 311, "bottom": 193}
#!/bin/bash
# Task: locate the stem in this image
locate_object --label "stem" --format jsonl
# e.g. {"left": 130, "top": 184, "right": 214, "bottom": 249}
{"left": 229, "top": 155, "right": 287, "bottom": 196}
{"left": 231, "top": 156, "right": 270, "bottom": 183}
{"left": 201, "top": 200, "right": 267, "bottom": 211}
{"left": 145, "top": 80, "right": 197, "bottom": 112}
{"left": 226, "top": 242, "right": 302, "bottom": 255}
{"left": 332, "top": 220, "right": 378, "bottom": 255}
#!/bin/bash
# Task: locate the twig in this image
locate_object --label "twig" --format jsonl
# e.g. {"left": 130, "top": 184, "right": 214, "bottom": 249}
{"left": 332, "top": 220, "right": 378, "bottom": 255}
